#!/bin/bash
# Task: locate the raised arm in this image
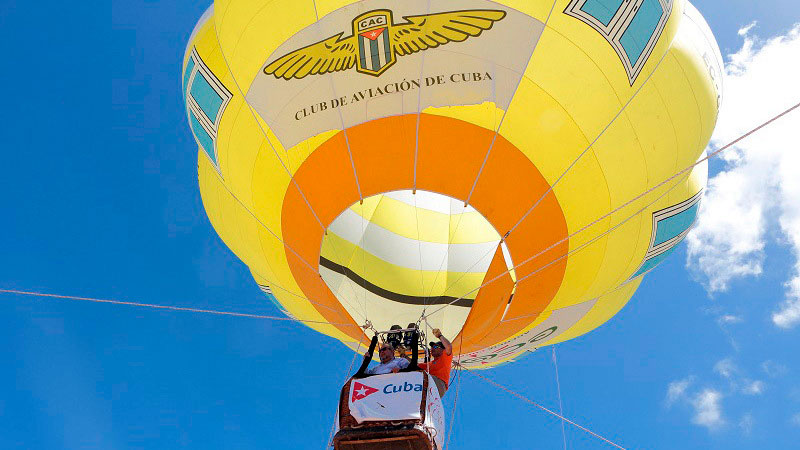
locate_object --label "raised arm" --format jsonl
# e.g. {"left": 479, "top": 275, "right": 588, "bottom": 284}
{"left": 433, "top": 329, "right": 452, "bottom": 356}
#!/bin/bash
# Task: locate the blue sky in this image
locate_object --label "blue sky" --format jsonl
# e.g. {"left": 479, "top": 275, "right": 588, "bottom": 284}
{"left": 1, "top": 1, "right": 799, "bottom": 448}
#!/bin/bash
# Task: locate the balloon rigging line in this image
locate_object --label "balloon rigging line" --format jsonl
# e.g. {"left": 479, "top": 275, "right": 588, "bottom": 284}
{"left": 209, "top": 11, "right": 366, "bottom": 319}
{"left": 444, "top": 337, "right": 465, "bottom": 450}
{"left": 458, "top": 365, "right": 626, "bottom": 449}
{"left": 0, "top": 288, "right": 360, "bottom": 328}
{"left": 209, "top": 17, "right": 372, "bottom": 325}
{"left": 210, "top": 12, "right": 393, "bottom": 325}
{"left": 203, "top": 5, "right": 659, "bottom": 329}
{"left": 552, "top": 347, "right": 568, "bottom": 450}
{"left": 422, "top": 202, "right": 470, "bottom": 315}
{"left": 426, "top": 171, "right": 682, "bottom": 321}
{"left": 308, "top": 0, "right": 364, "bottom": 203}
{"left": 200, "top": 29, "right": 795, "bottom": 337}
{"left": 210, "top": 30, "right": 326, "bottom": 231}
{"left": 422, "top": 100, "right": 800, "bottom": 320}
{"left": 425, "top": 0, "right": 559, "bottom": 309}
{"left": 411, "top": 0, "right": 434, "bottom": 193}
{"left": 462, "top": 0, "right": 561, "bottom": 208}
{"left": 413, "top": 191, "right": 430, "bottom": 315}
{"left": 328, "top": 332, "right": 365, "bottom": 448}
{"left": 504, "top": 46, "right": 671, "bottom": 239}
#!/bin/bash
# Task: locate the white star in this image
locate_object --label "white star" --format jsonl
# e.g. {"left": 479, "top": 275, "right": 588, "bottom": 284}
{"left": 356, "top": 387, "right": 367, "bottom": 397}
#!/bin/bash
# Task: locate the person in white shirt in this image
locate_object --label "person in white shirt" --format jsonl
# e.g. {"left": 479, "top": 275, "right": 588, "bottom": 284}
{"left": 365, "top": 343, "right": 410, "bottom": 375}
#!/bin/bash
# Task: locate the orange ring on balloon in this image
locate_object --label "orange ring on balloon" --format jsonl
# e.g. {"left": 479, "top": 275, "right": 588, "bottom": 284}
{"left": 281, "top": 113, "right": 569, "bottom": 351}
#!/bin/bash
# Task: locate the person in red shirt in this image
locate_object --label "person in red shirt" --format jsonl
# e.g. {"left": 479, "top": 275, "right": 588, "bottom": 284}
{"left": 419, "top": 328, "right": 453, "bottom": 397}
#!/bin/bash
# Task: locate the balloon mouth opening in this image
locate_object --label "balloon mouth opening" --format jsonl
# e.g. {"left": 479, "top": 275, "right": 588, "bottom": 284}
{"left": 318, "top": 189, "right": 513, "bottom": 336}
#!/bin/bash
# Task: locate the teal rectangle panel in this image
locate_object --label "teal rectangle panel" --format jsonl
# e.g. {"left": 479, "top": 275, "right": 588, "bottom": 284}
{"left": 580, "top": 0, "right": 625, "bottom": 26}
{"left": 190, "top": 72, "right": 224, "bottom": 123}
{"left": 632, "top": 245, "right": 677, "bottom": 278}
{"left": 653, "top": 203, "right": 699, "bottom": 246}
{"left": 189, "top": 112, "right": 216, "bottom": 165}
{"left": 619, "top": 0, "right": 663, "bottom": 64}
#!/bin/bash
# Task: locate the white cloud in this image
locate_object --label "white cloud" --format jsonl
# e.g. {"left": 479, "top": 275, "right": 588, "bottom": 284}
{"left": 686, "top": 23, "right": 800, "bottom": 329}
{"left": 739, "top": 413, "right": 754, "bottom": 434}
{"left": 714, "top": 358, "right": 736, "bottom": 379}
{"left": 667, "top": 377, "right": 693, "bottom": 406}
{"left": 791, "top": 413, "right": 800, "bottom": 426}
{"left": 738, "top": 21, "right": 757, "bottom": 36}
{"left": 742, "top": 380, "right": 764, "bottom": 395}
{"left": 717, "top": 314, "right": 742, "bottom": 325}
{"left": 773, "top": 277, "right": 800, "bottom": 328}
{"left": 761, "top": 360, "right": 788, "bottom": 377}
{"left": 691, "top": 389, "right": 725, "bottom": 429}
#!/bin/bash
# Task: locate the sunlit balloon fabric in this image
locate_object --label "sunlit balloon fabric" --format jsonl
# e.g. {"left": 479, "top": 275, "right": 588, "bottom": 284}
{"left": 183, "top": 0, "right": 722, "bottom": 368}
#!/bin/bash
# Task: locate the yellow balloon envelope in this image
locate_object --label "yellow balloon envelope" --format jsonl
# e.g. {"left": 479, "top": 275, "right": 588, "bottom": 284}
{"left": 183, "top": 0, "right": 722, "bottom": 368}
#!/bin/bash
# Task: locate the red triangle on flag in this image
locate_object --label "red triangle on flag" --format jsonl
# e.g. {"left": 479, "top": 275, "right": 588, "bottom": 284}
{"left": 351, "top": 381, "right": 379, "bottom": 402}
{"left": 359, "top": 27, "right": 385, "bottom": 41}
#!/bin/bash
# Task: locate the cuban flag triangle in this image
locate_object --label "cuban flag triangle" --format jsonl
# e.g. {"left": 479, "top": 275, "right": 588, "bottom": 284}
{"left": 351, "top": 381, "right": 379, "bottom": 402}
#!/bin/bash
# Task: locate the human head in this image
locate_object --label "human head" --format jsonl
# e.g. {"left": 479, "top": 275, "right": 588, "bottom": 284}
{"left": 378, "top": 343, "right": 395, "bottom": 363}
{"left": 430, "top": 341, "right": 444, "bottom": 358}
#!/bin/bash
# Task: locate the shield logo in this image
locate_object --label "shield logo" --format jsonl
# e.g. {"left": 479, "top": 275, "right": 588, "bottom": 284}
{"left": 353, "top": 10, "right": 396, "bottom": 76}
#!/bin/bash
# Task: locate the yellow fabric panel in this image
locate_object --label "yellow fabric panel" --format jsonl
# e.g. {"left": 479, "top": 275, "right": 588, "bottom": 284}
{"left": 249, "top": 138, "right": 299, "bottom": 235}
{"left": 547, "top": 0, "right": 683, "bottom": 95}
{"left": 285, "top": 129, "right": 340, "bottom": 176}
{"left": 546, "top": 6, "right": 631, "bottom": 93}
{"left": 315, "top": 0, "right": 360, "bottom": 19}
{"left": 198, "top": 156, "right": 226, "bottom": 247}
{"left": 569, "top": 114, "right": 647, "bottom": 299}
{"left": 625, "top": 82, "right": 681, "bottom": 190}
{"left": 253, "top": 271, "right": 358, "bottom": 342}
{"left": 669, "top": 36, "right": 719, "bottom": 151}
{"left": 495, "top": 73, "right": 611, "bottom": 308}
{"left": 652, "top": 53, "right": 703, "bottom": 167}
{"left": 320, "top": 232, "right": 484, "bottom": 299}
{"left": 191, "top": 14, "right": 260, "bottom": 210}
{"left": 542, "top": 276, "right": 643, "bottom": 346}
{"left": 527, "top": 26, "right": 623, "bottom": 143}
{"left": 423, "top": 102, "right": 505, "bottom": 134}
{"left": 498, "top": 0, "right": 555, "bottom": 23}
{"left": 215, "top": 0, "right": 319, "bottom": 90}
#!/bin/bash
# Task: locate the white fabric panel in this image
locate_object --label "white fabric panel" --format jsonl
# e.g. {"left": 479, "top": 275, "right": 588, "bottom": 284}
{"left": 328, "top": 208, "right": 499, "bottom": 272}
{"left": 384, "top": 190, "right": 478, "bottom": 214}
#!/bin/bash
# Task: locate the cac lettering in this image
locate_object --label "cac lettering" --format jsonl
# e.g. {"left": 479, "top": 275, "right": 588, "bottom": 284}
{"left": 359, "top": 16, "right": 387, "bottom": 30}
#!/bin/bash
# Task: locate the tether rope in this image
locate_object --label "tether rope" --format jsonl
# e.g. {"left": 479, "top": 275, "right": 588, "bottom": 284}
{"left": 0, "top": 288, "right": 359, "bottom": 328}
{"left": 422, "top": 101, "right": 800, "bottom": 320}
{"left": 444, "top": 338, "right": 465, "bottom": 450}
{"left": 552, "top": 347, "right": 568, "bottom": 450}
{"left": 459, "top": 364, "right": 626, "bottom": 449}
{"left": 327, "top": 333, "right": 366, "bottom": 448}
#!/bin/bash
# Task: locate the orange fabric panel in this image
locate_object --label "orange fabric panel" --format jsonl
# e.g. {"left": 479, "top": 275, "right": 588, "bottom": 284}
{"left": 280, "top": 113, "right": 568, "bottom": 349}
{"left": 455, "top": 245, "right": 514, "bottom": 348}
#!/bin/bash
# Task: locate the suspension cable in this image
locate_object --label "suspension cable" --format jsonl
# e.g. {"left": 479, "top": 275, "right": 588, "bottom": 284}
{"left": 327, "top": 333, "right": 366, "bottom": 448}
{"left": 0, "top": 288, "right": 360, "bottom": 328}
{"left": 421, "top": 101, "right": 800, "bottom": 320}
{"left": 552, "top": 347, "right": 568, "bottom": 450}
{"left": 458, "top": 364, "right": 626, "bottom": 449}
{"left": 444, "top": 337, "right": 466, "bottom": 450}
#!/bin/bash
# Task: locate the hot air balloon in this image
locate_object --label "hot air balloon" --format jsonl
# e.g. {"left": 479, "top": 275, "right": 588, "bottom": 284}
{"left": 183, "top": 0, "right": 721, "bottom": 446}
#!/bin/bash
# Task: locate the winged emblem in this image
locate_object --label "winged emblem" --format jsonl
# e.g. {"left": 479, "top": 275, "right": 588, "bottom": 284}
{"left": 264, "top": 9, "right": 507, "bottom": 79}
